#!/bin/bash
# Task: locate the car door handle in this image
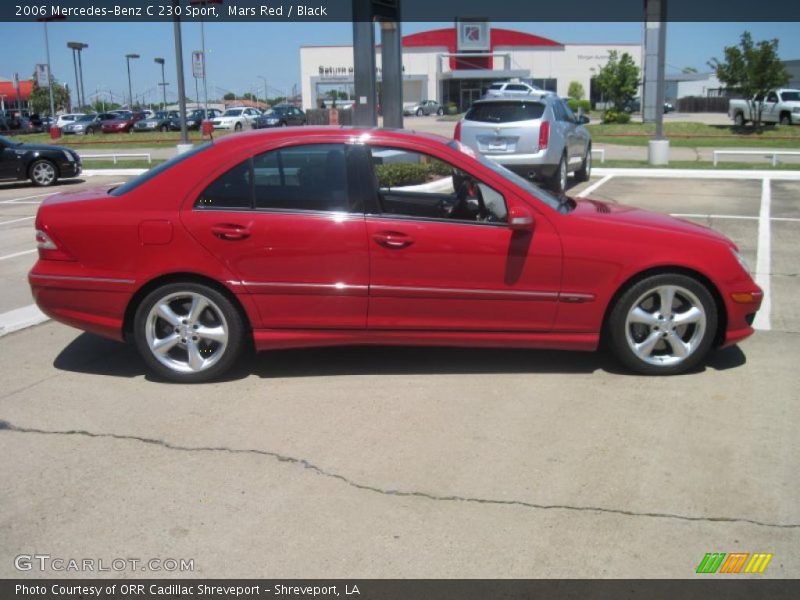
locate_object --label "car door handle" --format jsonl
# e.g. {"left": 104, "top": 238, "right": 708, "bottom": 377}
{"left": 372, "top": 231, "right": 413, "bottom": 249}
{"left": 211, "top": 223, "right": 251, "bottom": 241}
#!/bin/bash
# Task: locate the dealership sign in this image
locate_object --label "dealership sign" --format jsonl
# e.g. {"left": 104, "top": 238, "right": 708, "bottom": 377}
{"left": 457, "top": 19, "right": 490, "bottom": 52}
{"left": 35, "top": 64, "right": 49, "bottom": 88}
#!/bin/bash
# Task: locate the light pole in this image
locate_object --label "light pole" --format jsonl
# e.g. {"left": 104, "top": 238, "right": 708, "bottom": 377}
{"left": 68, "top": 42, "right": 88, "bottom": 110}
{"left": 125, "top": 53, "right": 140, "bottom": 108}
{"left": 67, "top": 43, "right": 81, "bottom": 109}
{"left": 42, "top": 23, "right": 56, "bottom": 123}
{"left": 154, "top": 58, "right": 168, "bottom": 108}
{"left": 258, "top": 75, "right": 268, "bottom": 107}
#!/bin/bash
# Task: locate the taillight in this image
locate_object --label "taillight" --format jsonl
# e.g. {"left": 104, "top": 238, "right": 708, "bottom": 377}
{"left": 35, "top": 228, "right": 75, "bottom": 261}
{"left": 454, "top": 121, "right": 461, "bottom": 141}
{"left": 539, "top": 120, "right": 550, "bottom": 150}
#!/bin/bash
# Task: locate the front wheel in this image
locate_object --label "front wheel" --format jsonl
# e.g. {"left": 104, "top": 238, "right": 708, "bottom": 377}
{"left": 133, "top": 283, "right": 246, "bottom": 383}
{"left": 416, "top": 108, "right": 424, "bottom": 116}
{"left": 29, "top": 159, "right": 58, "bottom": 187}
{"left": 160, "top": 124, "right": 169, "bottom": 132}
{"left": 780, "top": 113, "right": 792, "bottom": 126}
{"left": 234, "top": 122, "right": 242, "bottom": 131}
{"left": 606, "top": 274, "right": 718, "bottom": 375}
{"left": 437, "top": 107, "right": 444, "bottom": 116}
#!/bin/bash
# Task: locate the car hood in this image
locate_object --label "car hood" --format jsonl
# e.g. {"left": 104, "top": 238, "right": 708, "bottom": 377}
{"left": 568, "top": 197, "right": 733, "bottom": 246}
{"left": 16, "top": 143, "right": 70, "bottom": 154}
{"left": 105, "top": 119, "right": 132, "bottom": 125}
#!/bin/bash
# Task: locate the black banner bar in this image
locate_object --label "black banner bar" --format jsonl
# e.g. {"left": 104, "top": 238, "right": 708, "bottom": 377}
{"left": 3, "top": 580, "right": 800, "bottom": 600}
{"left": 3, "top": 0, "right": 800, "bottom": 22}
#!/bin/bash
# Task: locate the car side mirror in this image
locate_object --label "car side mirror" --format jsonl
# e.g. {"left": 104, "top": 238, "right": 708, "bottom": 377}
{"left": 508, "top": 205, "right": 535, "bottom": 231}
{"left": 578, "top": 115, "right": 590, "bottom": 125}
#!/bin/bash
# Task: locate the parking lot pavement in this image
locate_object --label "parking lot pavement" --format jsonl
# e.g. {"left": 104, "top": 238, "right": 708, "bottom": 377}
{"left": 0, "top": 172, "right": 798, "bottom": 578}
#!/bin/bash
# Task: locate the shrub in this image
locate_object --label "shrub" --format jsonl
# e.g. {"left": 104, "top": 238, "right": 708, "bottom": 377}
{"left": 602, "top": 109, "right": 631, "bottom": 124}
{"left": 567, "top": 99, "right": 592, "bottom": 113}
{"left": 446, "top": 102, "right": 458, "bottom": 115}
{"left": 567, "top": 81, "right": 585, "bottom": 101}
{"left": 375, "top": 163, "right": 432, "bottom": 187}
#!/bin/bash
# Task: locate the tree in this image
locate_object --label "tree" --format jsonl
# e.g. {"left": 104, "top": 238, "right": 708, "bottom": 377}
{"left": 242, "top": 92, "right": 257, "bottom": 101}
{"left": 567, "top": 81, "right": 585, "bottom": 101}
{"left": 594, "top": 51, "right": 640, "bottom": 111}
{"left": 708, "top": 31, "right": 790, "bottom": 127}
{"left": 223, "top": 92, "right": 235, "bottom": 101}
{"left": 28, "top": 73, "right": 70, "bottom": 115}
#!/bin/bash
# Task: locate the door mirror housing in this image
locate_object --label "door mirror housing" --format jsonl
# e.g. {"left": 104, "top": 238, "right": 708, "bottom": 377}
{"left": 578, "top": 114, "right": 590, "bottom": 125}
{"left": 508, "top": 205, "right": 535, "bottom": 231}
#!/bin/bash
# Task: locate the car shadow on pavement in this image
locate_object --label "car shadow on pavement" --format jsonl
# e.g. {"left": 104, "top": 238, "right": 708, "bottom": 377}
{"left": 52, "top": 332, "right": 747, "bottom": 382}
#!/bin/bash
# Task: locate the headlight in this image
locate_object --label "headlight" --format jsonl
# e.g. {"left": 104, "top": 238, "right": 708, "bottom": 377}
{"left": 731, "top": 248, "right": 750, "bottom": 272}
{"left": 62, "top": 150, "right": 75, "bottom": 162}
{"left": 793, "top": 107, "right": 800, "bottom": 113}
{"left": 266, "top": 118, "right": 279, "bottom": 124}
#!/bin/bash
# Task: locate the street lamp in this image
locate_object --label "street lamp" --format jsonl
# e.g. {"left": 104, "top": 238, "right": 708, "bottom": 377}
{"left": 154, "top": 57, "right": 168, "bottom": 108}
{"left": 67, "top": 42, "right": 88, "bottom": 110}
{"left": 125, "top": 53, "right": 140, "bottom": 108}
{"left": 258, "top": 75, "right": 268, "bottom": 107}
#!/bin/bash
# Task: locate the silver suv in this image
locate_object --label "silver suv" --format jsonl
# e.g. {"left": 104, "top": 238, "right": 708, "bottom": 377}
{"left": 455, "top": 94, "right": 592, "bottom": 193}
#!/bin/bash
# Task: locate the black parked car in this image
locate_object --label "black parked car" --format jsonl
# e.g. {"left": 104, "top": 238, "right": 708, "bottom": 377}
{"left": 169, "top": 108, "right": 222, "bottom": 131}
{"left": 253, "top": 105, "right": 306, "bottom": 128}
{"left": 134, "top": 110, "right": 179, "bottom": 133}
{"left": 0, "top": 135, "right": 81, "bottom": 187}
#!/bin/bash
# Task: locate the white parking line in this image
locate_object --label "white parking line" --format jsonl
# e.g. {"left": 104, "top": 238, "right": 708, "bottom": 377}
{"left": 754, "top": 179, "right": 772, "bottom": 331}
{"left": 0, "top": 304, "right": 48, "bottom": 337}
{"left": 0, "top": 191, "right": 58, "bottom": 204}
{"left": 577, "top": 174, "right": 614, "bottom": 198}
{"left": 0, "top": 249, "right": 36, "bottom": 261}
{"left": 0, "top": 216, "right": 36, "bottom": 226}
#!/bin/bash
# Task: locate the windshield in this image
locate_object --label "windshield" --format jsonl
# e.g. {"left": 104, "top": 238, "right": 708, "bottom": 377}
{"left": 447, "top": 140, "right": 562, "bottom": 211}
{"left": 155, "top": 112, "right": 168, "bottom": 119}
{"left": 223, "top": 109, "right": 243, "bottom": 116}
{"left": 781, "top": 91, "right": 800, "bottom": 102}
{"left": 0, "top": 135, "right": 22, "bottom": 147}
{"left": 76, "top": 114, "right": 95, "bottom": 122}
{"left": 109, "top": 143, "right": 212, "bottom": 197}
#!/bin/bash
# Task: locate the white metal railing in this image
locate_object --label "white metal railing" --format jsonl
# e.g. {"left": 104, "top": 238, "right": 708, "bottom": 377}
{"left": 591, "top": 148, "right": 605, "bottom": 163}
{"left": 713, "top": 149, "right": 800, "bottom": 167}
{"left": 79, "top": 153, "right": 152, "bottom": 164}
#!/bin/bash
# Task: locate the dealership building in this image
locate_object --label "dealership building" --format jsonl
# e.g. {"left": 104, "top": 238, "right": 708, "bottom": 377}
{"left": 300, "top": 23, "right": 642, "bottom": 111}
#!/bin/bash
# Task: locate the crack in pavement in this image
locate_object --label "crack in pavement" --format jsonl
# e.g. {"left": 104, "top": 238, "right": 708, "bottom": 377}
{"left": 2, "top": 419, "right": 798, "bottom": 530}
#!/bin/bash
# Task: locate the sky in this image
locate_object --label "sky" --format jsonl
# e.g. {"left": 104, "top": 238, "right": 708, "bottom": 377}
{"left": 1, "top": 20, "right": 798, "bottom": 106}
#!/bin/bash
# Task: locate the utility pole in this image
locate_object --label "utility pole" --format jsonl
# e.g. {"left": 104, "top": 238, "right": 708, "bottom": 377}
{"left": 172, "top": 0, "right": 190, "bottom": 149}
{"left": 154, "top": 57, "right": 168, "bottom": 108}
{"left": 43, "top": 23, "right": 56, "bottom": 123}
{"left": 125, "top": 53, "right": 140, "bottom": 108}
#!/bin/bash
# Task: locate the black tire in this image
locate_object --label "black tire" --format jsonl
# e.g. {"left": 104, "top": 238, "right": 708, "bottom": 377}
{"left": 437, "top": 107, "right": 444, "bottom": 116}
{"left": 280, "top": 121, "right": 288, "bottom": 127}
{"left": 160, "top": 124, "right": 169, "bottom": 132}
{"left": 133, "top": 282, "right": 246, "bottom": 383}
{"left": 780, "top": 113, "right": 792, "bottom": 126}
{"left": 29, "top": 159, "right": 58, "bottom": 187}
{"left": 85, "top": 127, "right": 95, "bottom": 136}
{"left": 733, "top": 112, "right": 745, "bottom": 127}
{"left": 549, "top": 152, "right": 568, "bottom": 194}
{"left": 575, "top": 144, "right": 591, "bottom": 183}
{"left": 416, "top": 108, "right": 424, "bottom": 116}
{"left": 234, "top": 122, "right": 242, "bottom": 131}
{"left": 606, "top": 273, "right": 718, "bottom": 375}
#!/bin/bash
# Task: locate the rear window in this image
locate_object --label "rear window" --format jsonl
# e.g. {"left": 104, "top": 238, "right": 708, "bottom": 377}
{"left": 465, "top": 101, "right": 545, "bottom": 123}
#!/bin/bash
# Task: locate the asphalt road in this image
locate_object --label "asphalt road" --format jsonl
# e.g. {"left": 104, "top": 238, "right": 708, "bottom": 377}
{"left": 0, "top": 170, "right": 798, "bottom": 578}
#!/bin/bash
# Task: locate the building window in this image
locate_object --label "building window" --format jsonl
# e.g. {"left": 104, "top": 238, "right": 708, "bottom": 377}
{"left": 530, "top": 79, "right": 558, "bottom": 93}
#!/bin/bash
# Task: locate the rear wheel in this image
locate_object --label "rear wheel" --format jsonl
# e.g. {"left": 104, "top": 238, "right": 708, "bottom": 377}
{"left": 160, "top": 124, "right": 169, "bottom": 132}
{"left": 607, "top": 274, "right": 718, "bottom": 375}
{"left": 29, "top": 159, "right": 58, "bottom": 187}
{"left": 133, "top": 283, "right": 245, "bottom": 383}
{"left": 85, "top": 127, "right": 95, "bottom": 135}
{"left": 575, "top": 144, "right": 592, "bottom": 183}
{"left": 549, "top": 153, "right": 568, "bottom": 194}
{"left": 437, "top": 107, "right": 444, "bottom": 116}
{"left": 734, "top": 112, "right": 745, "bottom": 126}
{"left": 234, "top": 122, "right": 242, "bottom": 131}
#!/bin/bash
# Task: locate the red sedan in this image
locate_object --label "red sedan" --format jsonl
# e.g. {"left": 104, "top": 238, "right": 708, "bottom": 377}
{"left": 100, "top": 111, "right": 146, "bottom": 134}
{"left": 29, "top": 128, "right": 762, "bottom": 382}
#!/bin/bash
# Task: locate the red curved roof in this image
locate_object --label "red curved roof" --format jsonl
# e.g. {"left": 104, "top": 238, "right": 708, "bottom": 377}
{"left": 0, "top": 80, "right": 33, "bottom": 102}
{"left": 402, "top": 27, "right": 562, "bottom": 50}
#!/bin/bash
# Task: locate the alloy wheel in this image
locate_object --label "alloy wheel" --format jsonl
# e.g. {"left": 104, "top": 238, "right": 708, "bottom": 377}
{"left": 145, "top": 291, "right": 230, "bottom": 374}
{"left": 624, "top": 285, "right": 707, "bottom": 367}
{"left": 31, "top": 161, "right": 56, "bottom": 186}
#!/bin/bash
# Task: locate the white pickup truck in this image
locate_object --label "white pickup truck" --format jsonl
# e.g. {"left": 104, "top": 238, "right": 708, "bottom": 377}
{"left": 728, "top": 89, "right": 800, "bottom": 126}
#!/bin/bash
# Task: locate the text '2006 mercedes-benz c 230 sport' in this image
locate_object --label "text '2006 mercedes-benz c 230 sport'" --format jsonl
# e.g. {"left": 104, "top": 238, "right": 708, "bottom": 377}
{"left": 28, "top": 127, "right": 762, "bottom": 382}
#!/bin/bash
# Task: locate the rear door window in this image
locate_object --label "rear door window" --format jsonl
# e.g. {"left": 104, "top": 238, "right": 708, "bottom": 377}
{"left": 465, "top": 102, "right": 545, "bottom": 123}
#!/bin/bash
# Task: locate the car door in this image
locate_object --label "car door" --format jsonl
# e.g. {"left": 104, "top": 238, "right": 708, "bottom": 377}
{"left": 0, "top": 138, "right": 21, "bottom": 179}
{"left": 181, "top": 142, "right": 370, "bottom": 329}
{"left": 762, "top": 92, "right": 779, "bottom": 122}
{"left": 560, "top": 100, "right": 586, "bottom": 162}
{"left": 363, "top": 143, "right": 562, "bottom": 331}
